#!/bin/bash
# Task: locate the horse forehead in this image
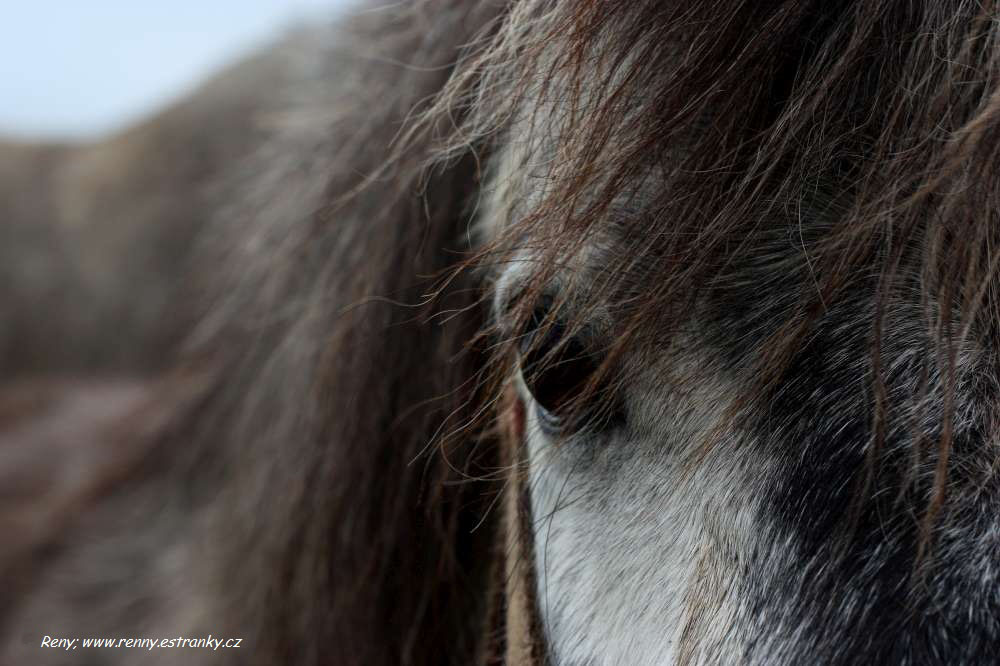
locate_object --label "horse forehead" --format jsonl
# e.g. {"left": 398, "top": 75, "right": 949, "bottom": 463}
{"left": 489, "top": 232, "right": 627, "bottom": 326}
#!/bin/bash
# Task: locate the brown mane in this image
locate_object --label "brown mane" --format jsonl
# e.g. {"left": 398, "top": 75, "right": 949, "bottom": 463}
{"left": 418, "top": 0, "right": 1000, "bottom": 556}
{"left": 2, "top": 4, "right": 507, "bottom": 664}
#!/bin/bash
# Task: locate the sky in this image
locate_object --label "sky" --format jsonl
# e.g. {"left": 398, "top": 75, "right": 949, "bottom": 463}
{"left": 0, "top": 1, "right": 350, "bottom": 140}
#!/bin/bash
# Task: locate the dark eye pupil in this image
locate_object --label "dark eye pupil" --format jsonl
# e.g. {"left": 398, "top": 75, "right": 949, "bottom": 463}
{"left": 519, "top": 306, "right": 599, "bottom": 420}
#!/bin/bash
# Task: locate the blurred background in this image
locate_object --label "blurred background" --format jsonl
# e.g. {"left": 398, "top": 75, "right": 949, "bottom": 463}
{"left": 0, "top": 1, "right": 351, "bottom": 140}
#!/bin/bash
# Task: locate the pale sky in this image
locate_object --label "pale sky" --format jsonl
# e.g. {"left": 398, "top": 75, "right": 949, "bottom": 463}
{"left": 0, "top": 1, "right": 351, "bottom": 140}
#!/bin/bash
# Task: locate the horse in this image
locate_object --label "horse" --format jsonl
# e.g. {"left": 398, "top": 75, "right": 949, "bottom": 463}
{"left": 2, "top": 0, "right": 1000, "bottom": 663}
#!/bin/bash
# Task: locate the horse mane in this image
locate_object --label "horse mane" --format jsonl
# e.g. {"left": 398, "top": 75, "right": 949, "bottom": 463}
{"left": 417, "top": 0, "right": 1000, "bottom": 556}
{"left": 3, "top": 1, "right": 1000, "bottom": 664}
{"left": 169, "top": 4, "right": 513, "bottom": 662}
{"left": 3, "top": 3, "right": 506, "bottom": 664}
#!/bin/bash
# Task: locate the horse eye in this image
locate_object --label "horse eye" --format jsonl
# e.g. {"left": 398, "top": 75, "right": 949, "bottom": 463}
{"left": 518, "top": 305, "right": 601, "bottom": 434}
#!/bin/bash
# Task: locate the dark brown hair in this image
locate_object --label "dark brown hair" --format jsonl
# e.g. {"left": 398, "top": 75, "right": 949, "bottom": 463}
{"left": 417, "top": 0, "right": 1000, "bottom": 559}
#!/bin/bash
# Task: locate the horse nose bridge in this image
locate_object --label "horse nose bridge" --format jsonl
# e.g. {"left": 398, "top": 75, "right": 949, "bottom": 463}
{"left": 750, "top": 473, "right": 1000, "bottom": 663}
